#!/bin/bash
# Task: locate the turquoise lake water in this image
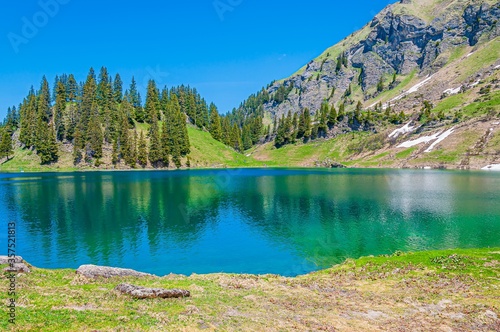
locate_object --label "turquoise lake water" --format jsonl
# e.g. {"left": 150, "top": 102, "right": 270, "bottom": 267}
{"left": 1, "top": 168, "right": 499, "bottom": 276}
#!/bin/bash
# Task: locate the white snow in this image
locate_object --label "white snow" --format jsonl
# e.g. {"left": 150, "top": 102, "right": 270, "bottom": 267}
{"left": 443, "top": 86, "right": 462, "bottom": 95}
{"left": 369, "top": 75, "right": 435, "bottom": 110}
{"left": 407, "top": 75, "right": 435, "bottom": 94}
{"left": 469, "top": 80, "right": 481, "bottom": 88}
{"left": 493, "top": 122, "right": 500, "bottom": 125}
{"left": 424, "top": 127, "right": 455, "bottom": 152}
{"left": 397, "top": 127, "right": 455, "bottom": 152}
{"left": 494, "top": 65, "right": 500, "bottom": 69}
{"left": 388, "top": 122, "right": 418, "bottom": 138}
{"left": 482, "top": 164, "right": 500, "bottom": 171}
{"left": 466, "top": 52, "right": 474, "bottom": 58}
{"left": 397, "top": 131, "right": 443, "bottom": 148}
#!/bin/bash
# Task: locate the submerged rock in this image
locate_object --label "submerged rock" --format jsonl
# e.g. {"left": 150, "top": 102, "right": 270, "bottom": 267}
{"left": 115, "top": 283, "right": 190, "bottom": 299}
{"left": 76, "top": 264, "right": 154, "bottom": 279}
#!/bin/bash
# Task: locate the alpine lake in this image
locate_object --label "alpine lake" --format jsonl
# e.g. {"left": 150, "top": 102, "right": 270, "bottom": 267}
{"left": 1, "top": 168, "right": 499, "bottom": 276}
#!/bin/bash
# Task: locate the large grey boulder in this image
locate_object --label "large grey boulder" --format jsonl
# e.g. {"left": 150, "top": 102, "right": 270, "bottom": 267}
{"left": 0, "top": 256, "right": 24, "bottom": 264}
{"left": 76, "top": 264, "right": 154, "bottom": 279}
{"left": 115, "top": 283, "right": 190, "bottom": 299}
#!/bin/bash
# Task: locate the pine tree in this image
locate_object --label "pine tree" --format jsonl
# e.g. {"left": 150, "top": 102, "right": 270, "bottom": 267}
{"left": 145, "top": 80, "right": 160, "bottom": 123}
{"left": 338, "top": 103, "right": 346, "bottom": 121}
{"left": 161, "top": 120, "right": 170, "bottom": 167}
{"left": 231, "top": 124, "right": 242, "bottom": 152}
{"left": 129, "top": 131, "right": 138, "bottom": 168}
{"left": 221, "top": 117, "right": 232, "bottom": 146}
{"left": 112, "top": 139, "right": 119, "bottom": 165}
{"left": 137, "top": 131, "right": 148, "bottom": 167}
{"left": 209, "top": 103, "right": 222, "bottom": 141}
{"left": 148, "top": 113, "right": 162, "bottom": 168}
{"left": 36, "top": 119, "right": 58, "bottom": 164}
{"left": 129, "top": 77, "right": 144, "bottom": 121}
{"left": 113, "top": 73, "right": 123, "bottom": 103}
{"left": 377, "top": 76, "right": 385, "bottom": 92}
{"left": 328, "top": 105, "right": 337, "bottom": 126}
{"left": 86, "top": 107, "right": 103, "bottom": 161}
{"left": 73, "top": 127, "right": 84, "bottom": 164}
{"left": 38, "top": 76, "right": 51, "bottom": 122}
{"left": 242, "top": 124, "right": 252, "bottom": 150}
{"left": 67, "top": 74, "right": 78, "bottom": 102}
{"left": 0, "top": 129, "right": 13, "bottom": 160}
{"left": 54, "top": 81, "right": 66, "bottom": 141}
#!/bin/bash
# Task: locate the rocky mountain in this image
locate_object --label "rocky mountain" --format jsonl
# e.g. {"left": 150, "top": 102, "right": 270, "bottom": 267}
{"left": 237, "top": 0, "right": 499, "bottom": 120}
{"left": 240, "top": 0, "right": 500, "bottom": 170}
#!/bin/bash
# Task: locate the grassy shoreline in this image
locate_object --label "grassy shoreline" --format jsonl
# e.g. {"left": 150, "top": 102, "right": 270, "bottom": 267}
{"left": 1, "top": 248, "right": 499, "bottom": 331}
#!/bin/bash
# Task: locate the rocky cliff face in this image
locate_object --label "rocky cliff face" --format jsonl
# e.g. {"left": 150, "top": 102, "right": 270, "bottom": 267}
{"left": 247, "top": 0, "right": 500, "bottom": 120}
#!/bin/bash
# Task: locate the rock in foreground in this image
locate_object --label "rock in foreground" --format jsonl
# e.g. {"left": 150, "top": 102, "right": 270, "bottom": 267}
{"left": 76, "top": 264, "right": 154, "bottom": 279}
{"left": 115, "top": 283, "right": 190, "bottom": 299}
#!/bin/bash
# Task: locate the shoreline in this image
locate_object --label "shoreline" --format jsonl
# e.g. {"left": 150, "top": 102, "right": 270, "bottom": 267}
{"left": 2, "top": 247, "right": 499, "bottom": 331}
{"left": 1, "top": 164, "right": 499, "bottom": 174}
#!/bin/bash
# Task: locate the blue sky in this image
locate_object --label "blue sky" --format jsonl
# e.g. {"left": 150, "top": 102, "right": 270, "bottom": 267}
{"left": 0, "top": 0, "right": 395, "bottom": 119}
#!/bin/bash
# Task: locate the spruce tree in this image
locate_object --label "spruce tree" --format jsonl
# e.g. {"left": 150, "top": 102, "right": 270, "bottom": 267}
{"left": 38, "top": 76, "right": 52, "bottom": 122}
{"left": 137, "top": 131, "right": 148, "bottom": 168}
{"left": 209, "top": 103, "right": 222, "bottom": 141}
{"left": 86, "top": 106, "right": 103, "bottom": 161}
{"left": 148, "top": 113, "right": 162, "bottom": 167}
{"left": 67, "top": 74, "right": 78, "bottom": 102}
{"left": 36, "top": 119, "right": 58, "bottom": 164}
{"left": 161, "top": 120, "right": 170, "bottom": 167}
{"left": 242, "top": 124, "right": 252, "bottom": 150}
{"left": 145, "top": 80, "right": 160, "bottom": 123}
{"left": 377, "top": 76, "right": 385, "bottom": 92}
{"left": 0, "top": 129, "right": 13, "bottom": 160}
{"left": 328, "top": 105, "right": 337, "bottom": 126}
{"left": 54, "top": 81, "right": 66, "bottom": 141}
{"left": 221, "top": 117, "right": 232, "bottom": 146}
{"left": 113, "top": 73, "right": 123, "bottom": 103}
{"left": 231, "top": 124, "right": 242, "bottom": 152}
{"left": 112, "top": 139, "right": 119, "bottom": 165}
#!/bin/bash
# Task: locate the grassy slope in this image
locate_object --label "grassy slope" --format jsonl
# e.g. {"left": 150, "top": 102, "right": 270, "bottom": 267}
{"left": 1, "top": 248, "right": 499, "bottom": 331}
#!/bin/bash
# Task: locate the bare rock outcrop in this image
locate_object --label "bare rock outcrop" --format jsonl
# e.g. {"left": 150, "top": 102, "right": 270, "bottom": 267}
{"left": 0, "top": 256, "right": 31, "bottom": 273}
{"left": 115, "top": 283, "right": 190, "bottom": 299}
{"left": 76, "top": 264, "right": 154, "bottom": 279}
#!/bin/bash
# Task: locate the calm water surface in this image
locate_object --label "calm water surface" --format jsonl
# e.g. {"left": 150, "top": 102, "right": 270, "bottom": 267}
{"left": 1, "top": 168, "right": 499, "bottom": 276}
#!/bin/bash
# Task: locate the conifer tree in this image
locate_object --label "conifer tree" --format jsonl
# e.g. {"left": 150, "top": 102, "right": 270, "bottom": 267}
{"left": 113, "top": 73, "right": 123, "bottom": 103}
{"left": 231, "top": 124, "right": 242, "bottom": 152}
{"left": 0, "top": 129, "right": 13, "bottom": 160}
{"left": 338, "top": 103, "right": 346, "bottom": 121}
{"left": 145, "top": 80, "right": 160, "bottom": 123}
{"left": 54, "top": 81, "right": 66, "bottom": 141}
{"left": 72, "top": 127, "right": 84, "bottom": 164}
{"left": 377, "top": 76, "right": 385, "bottom": 92}
{"left": 242, "top": 124, "right": 252, "bottom": 150}
{"left": 137, "top": 131, "right": 148, "bottom": 168}
{"left": 161, "top": 120, "right": 170, "bottom": 167}
{"left": 221, "top": 117, "right": 232, "bottom": 146}
{"left": 112, "top": 139, "right": 119, "bottom": 165}
{"left": 36, "top": 119, "right": 58, "bottom": 164}
{"left": 67, "top": 74, "right": 78, "bottom": 102}
{"left": 119, "top": 114, "right": 131, "bottom": 160}
{"left": 86, "top": 110, "right": 103, "bottom": 161}
{"left": 148, "top": 113, "right": 162, "bottom": 168}
{"left": 328, "top": 105, "right": 337, "bottom": 126}
{"left": 38, "top": 76, "right": 52, "bottom": 122}
{"left": 209, "top": 103, "right": 222, "bottom": 141}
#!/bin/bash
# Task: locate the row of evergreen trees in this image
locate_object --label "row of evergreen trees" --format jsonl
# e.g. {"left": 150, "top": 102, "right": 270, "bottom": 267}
{"left": 2, "top": 67, "right": 241, "bottom": 167}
